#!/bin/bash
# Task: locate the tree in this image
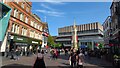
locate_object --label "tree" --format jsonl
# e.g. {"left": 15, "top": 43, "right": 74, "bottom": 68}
{"left": 47, "top": 35, "right": 54, "bottom": 47}
{"left": 54, "top": 43, "right": 61, "bottom": 48}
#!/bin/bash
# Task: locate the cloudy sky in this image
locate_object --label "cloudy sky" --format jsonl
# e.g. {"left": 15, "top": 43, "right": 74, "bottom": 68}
{"left": 32, "top": 2, "right": 111, "bottom": 36}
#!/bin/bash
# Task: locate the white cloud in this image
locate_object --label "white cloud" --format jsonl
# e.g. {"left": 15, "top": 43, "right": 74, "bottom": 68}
{"left": 41, "top": 4, "right": 55, "bottom": 10}
{"left": 36, "top": 9, "right": 65, "bottom": 17}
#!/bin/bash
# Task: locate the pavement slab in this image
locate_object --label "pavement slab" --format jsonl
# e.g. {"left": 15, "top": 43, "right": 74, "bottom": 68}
{"left": 1, "top": 53, "right": 113, "bottom": 68}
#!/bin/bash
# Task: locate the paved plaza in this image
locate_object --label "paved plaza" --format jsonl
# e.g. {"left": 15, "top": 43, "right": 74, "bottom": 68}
{"left": 1, "top": 52, "right": 113, "bottom": 68}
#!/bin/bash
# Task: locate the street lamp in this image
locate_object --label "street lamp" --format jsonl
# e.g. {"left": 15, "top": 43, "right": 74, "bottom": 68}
{"left": 9, "top": 35, "right": 15, "bottom": 59}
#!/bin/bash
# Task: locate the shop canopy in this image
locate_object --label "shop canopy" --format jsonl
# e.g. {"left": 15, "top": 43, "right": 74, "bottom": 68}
{"left": 80, "top": 45, "right": 87, "bottom": 48}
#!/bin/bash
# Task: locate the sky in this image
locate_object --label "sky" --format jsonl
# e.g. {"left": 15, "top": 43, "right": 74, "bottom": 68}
{"left": 32, "top": 2, "right": 112, "bottom": 36}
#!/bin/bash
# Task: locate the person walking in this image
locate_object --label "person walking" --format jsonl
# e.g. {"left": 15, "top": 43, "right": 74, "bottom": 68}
{"left": 77, "top": 50, "right": 84, "bottom": 68}
{"left": 55, "top": 49, "right": 58, "bottom": 59}
{"left": 33, "top": 50, "right": 46, "bottom": 68}
{"left": 69, "top": 49, "right": 77, "bottom": 68}
{"left": 6, "top": 47, "right": 9, "bottom": 58}
{"left": 15, "top": 48, "right": 20, "bottom": 60}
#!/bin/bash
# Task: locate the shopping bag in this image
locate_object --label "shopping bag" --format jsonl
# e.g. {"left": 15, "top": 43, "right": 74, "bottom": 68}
{"left": 69, "top": 60, "right": 71, "bottom": 65}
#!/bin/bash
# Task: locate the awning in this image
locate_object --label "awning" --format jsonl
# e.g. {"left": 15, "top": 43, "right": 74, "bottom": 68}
{"left": 80, "top": 45, "right": 87, "bottom": 48}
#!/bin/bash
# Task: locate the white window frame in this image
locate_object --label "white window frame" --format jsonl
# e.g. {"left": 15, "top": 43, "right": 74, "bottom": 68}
{"left": 21, "top": 3, "right": 24, "bottom": 8}
{"left": 12, "top": 23, "right": 15, "bottom": 32}
{"left": 25, "top": 17, "right": 28, "bottom": 23}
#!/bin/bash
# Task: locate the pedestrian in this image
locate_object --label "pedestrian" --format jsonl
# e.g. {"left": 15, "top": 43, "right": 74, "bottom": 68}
{"left": 6, "top": 47, "right": 9, "bottom": 58}
{"left": 50, "top": 49, "right": 53, "bottom": 60}
{"left": 33, "top": 50, "right": 46, "bottom": 68}
{"left": 77, "top": 50, "right": 84, "bottom": 68}
{"left": 15, "top": 48, "right": 20, "bottom": 60}
{"left": 55, "top": 49, "right": 58, "bottom": 59}
{"left": 65, "top": 49, "right": 68, "bottom": 56}
{"left": 69, "top": 49, "right": 77, "bottom": 68}
{"left": 10, "top": 49, "right": 15, "bottom": 60}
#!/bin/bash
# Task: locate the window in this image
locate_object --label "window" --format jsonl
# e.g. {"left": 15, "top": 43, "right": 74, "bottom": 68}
{"left": 11, "top": 23, "right": 19, "bottom": 34}
{"left": 30, "top": 21, "right": 34, "bottom": 26}
{"left": 14, "top": 9, "right": 17, "bottom": 17}
{"left": 34, "top": 23, "right": 37, "bottom": 28}
{"left": 22, "top": 27, "right": 24, "bottom": 35}
{"left": 15, "top": 24, "right": 17, "bottom": 33}
{"left": 40, "top": 27, "right": 42, "bottom": 31}
{"left": 11, "top": 23, "right": 15, "bottom": 32}
{"left": 15, "top": 0, "right": 19, "bottom": 3}
{"left": 22, "top": 27, "right": 27, "bottom": 36}
{"left": 14, "top": 9, "right": 18, "bottom": 18}
{"left": 26, "top": 7, "right": 29, "bottom": 12}
{"left": 38, "top": 25, "right": 40, "bottom": 29}
{"left": 21, "top": 3, "right": 24, "bottom": 8}
{"left": 20, "top": 13, "right": 24, "bottom": 21}
{"left": 25, "top": 17, "right": 28, "bottom": 23}
{"left": 30, "top": 30, "right": 34, "bottom": 38}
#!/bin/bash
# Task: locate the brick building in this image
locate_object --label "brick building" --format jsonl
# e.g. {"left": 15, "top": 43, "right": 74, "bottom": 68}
{"left": 1, "top": 0, "right": 46, "bottom": 54}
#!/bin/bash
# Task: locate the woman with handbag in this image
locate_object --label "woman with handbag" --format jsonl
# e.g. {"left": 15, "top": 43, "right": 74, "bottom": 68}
{"left": 33, "top": 50, "right": 46, "bottom": 68}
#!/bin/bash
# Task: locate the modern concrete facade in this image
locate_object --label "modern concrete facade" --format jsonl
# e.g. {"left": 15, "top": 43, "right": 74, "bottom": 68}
{"left": 103, "top": 16, "right": 112, "bottom": 47}
{"left": 56, "top": 22, "right": 103, "bottom": 50}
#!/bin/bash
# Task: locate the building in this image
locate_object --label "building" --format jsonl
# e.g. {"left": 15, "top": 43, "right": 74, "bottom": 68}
{"left": 103, "top": 16, "right": 112, "bottom": 47}
{"left": 1, "top": 0, "right": 45, "bottom": 54}
{"left": 110, "top": 0, "right": 120, "bottom": 54}
{"left": 56, "top": 22, "right": 103, "bottom": 50}
{"left": 42, "top": 22, "right": 49, "bottom": 48}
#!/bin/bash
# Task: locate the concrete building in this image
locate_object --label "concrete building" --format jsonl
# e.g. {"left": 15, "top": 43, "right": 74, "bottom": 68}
{"left": 56, "top": 22, "right": 103, "bottom": 50}
{"left": 103, "top": 16, "right": 112, "bottom": 47}
{"left": 1, "top": 0, "right": 47, "bottom": 54}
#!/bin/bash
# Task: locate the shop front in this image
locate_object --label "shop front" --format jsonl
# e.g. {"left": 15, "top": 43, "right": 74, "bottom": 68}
{"left": 11, "top": 35, "right": 29, "bottom": 56}
{"left": 9, "top": 34, "right": 42, "bottom": 56}
{"left": 28, "top": 38, "right": 42, "bottom": 54}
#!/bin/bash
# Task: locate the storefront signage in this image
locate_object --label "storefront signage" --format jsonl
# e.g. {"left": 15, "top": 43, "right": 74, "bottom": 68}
{"left": 15, "top": 43, "right": 28, "bottom": 46}
{"left": 32, "top": 41, "right": 38, "bottom": 44}
{"left": 17, "top": 38, "right": 23, "bottom": 41}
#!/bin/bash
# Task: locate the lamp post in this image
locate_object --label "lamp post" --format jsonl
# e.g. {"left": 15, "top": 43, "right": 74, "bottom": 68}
{"left": 9, "top": 35, "right": 14, "bottom": 59}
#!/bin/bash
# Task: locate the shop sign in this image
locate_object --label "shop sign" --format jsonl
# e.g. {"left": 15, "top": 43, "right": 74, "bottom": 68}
{"left": 32, "top": 41, "right": 38, "bottom": 44}
{"left": 13, "top": 35, "right": 28, "bottom": 43}
{"left": 17, "top": 38, "right": 23, "bottom": 41}
{"left": 15, "top": 43, "right": 28, "bottom": 46}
